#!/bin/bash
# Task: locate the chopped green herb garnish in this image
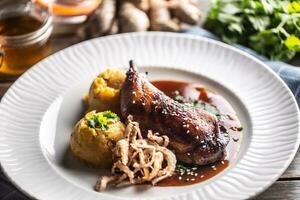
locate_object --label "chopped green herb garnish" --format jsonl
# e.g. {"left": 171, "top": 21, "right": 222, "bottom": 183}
{"left": 193, "top": 101, "right": 220, "bottom": 117}
{"left": 102, "top": 111, "right": 119, "bottom": 119}
{"left": 175, "top": 164, "right": 199, "bottom": 176}
{"left": 88, "top": 115, "right": 97, "bottom": 128}
{"left": 173, "top": 93, "right": 220, "bottom": 118}
{"left": 87, "top": 111, "right": 119, "bottom": 130}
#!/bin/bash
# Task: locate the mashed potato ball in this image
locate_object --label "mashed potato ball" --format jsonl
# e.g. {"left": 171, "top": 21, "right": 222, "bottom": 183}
{"left": 87, "top": 68, "right": 126, "bottom": 114}
{"left": 70, "top": 110, "right": 125, "bottom": 168}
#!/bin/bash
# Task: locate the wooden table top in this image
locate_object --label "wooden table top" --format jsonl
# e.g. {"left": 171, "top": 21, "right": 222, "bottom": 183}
{"left": 0, "top": 31, "right": 300, "bottom": 200}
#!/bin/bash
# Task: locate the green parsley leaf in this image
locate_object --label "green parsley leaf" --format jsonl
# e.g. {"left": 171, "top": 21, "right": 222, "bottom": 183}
{"left": 87, "top": 111, "right": 119, "bottom": 130}
{"left": 285, "top": 35, "right": 300, "bottom": 51}
{"left": 88, "top": 115, "right": 97, "bottom": 128}
{"left": 205, "top": 0, "right": 300, "bottom": 61}
{"left": 288, "top": 2, "right": 300, "bottom": 13}
{"left": 102, "top": 111, "right": 119, "bottom": 120}
{"left": 96, "top": 115, "right": 108, "bottom": 130}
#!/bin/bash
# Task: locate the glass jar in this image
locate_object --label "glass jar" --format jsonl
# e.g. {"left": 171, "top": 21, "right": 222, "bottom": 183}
{"left": 33, "top": 0, "right": 102, "bottom": 23}
{"left": 0, "top": 0, "right": 53, "bottom": 80}
{"left": 32, "top": 0, "right": 102, "bottom": 35}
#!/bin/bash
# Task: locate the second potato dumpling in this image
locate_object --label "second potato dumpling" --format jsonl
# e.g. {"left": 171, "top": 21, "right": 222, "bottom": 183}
{"left": 87, "top": 68, "right": 126, "bottom": 114}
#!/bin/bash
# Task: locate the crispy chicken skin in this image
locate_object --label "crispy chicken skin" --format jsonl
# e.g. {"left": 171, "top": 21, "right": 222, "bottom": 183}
{"left": 120, "top": 61, "right": 229, "bottom": 165}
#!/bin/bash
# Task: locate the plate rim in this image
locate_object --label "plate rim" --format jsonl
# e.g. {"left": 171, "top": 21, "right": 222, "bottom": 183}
{"left": 0, "top": 32, "right": 299, "bottom": 200}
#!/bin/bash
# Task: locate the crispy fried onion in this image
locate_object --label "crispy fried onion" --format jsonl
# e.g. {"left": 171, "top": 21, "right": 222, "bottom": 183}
{"left": 95, "top": 116, "right": 176, "bottom": 191}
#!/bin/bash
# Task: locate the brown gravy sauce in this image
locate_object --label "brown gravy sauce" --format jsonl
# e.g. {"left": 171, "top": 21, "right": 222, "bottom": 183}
{"left": 151, "top": 80, "right": 243, "bottom": 186}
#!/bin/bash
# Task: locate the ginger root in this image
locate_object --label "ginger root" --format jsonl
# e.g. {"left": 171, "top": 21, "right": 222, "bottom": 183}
{"left": 149, "top": 0, "right": 179, "bottom": 32}
{"left": 95, "top": 0, "right": 116, "bottom": 35}
{"left": 126, "top": 0, "right": 150, "bottom": 12}
{"left": 93, "top": 0, "right": 203, "bottom": 34}
{"left": 108, "top": 19, "right": 119, "bottom": 35}
{"left": 170, "top": 0, "right": 202, "bottom": 25}
{"left": 119, "top": 1, "right": 150, "bottom": 32}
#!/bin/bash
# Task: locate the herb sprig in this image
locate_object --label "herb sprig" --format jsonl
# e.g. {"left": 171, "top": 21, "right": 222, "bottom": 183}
{"left": 205, "top": 0, "right": 300, "bottom": 61}
{"left": 87, "top": 111, "right": 119, "bottom": 130}
{"left": 174, "top": 93, "right": 220, "bottom": 117}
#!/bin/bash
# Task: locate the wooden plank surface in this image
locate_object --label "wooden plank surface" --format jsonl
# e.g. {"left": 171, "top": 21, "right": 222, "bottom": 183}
{"left": 255, "top": 180, "right": 300, "bottom": 200}
{"left": 0, "top": 83, "right": 12, "bottom": 99}
{"left": 281, "top": 150, "right": 300, "bottom": 179}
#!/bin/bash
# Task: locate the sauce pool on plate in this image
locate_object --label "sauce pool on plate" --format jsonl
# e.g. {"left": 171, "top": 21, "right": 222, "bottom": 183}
{"left": 151, "top": 80, "right": 243, "bottom": 186}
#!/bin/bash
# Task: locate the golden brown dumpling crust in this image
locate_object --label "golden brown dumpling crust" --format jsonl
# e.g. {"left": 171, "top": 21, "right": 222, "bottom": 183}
{"left": 87, "top": 68, "right": 126, "bottom": 114}
{"left": 70, "top": 111, "right": 125, "bottom": 168}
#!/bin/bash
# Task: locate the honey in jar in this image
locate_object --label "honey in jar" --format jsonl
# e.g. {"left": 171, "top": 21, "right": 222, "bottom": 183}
{"left": 0, "top": 0, "right": 53, "bottom": 80}
{"left": 33, "top": 0, "right": 102, "bottom": 33}
{"left": 34, "top": 0, "right": 102, "bottom": 17}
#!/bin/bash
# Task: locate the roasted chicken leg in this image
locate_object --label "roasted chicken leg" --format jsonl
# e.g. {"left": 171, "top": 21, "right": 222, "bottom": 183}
{"left": 120, "top": 61, "right": 229, "bottom": 165}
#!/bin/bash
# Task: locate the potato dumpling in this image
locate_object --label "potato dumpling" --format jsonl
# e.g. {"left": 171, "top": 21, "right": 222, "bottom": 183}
{"left": 70, "top": 111, "right": 125, "bottom": 168}
{"left": 87, "top": 68, "right": 126, "bottom": 114}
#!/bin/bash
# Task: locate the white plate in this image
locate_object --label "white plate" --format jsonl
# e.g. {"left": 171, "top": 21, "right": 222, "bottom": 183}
{"left": 0, "top": 32, "right": 299, "bottom": 200}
